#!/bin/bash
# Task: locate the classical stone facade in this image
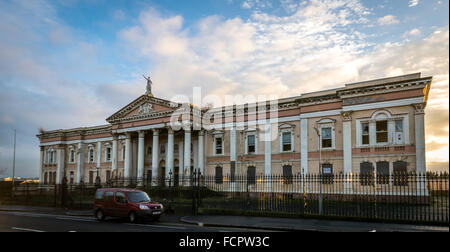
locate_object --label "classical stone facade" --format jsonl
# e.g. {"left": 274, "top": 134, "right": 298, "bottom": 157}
{"left": 37, "top": 73, "right": 432, "bottom": 185}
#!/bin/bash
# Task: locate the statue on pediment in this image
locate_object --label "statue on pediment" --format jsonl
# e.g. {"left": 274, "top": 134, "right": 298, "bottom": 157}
{"left": 143, "top": 75, "right": 153, "bottom": 96}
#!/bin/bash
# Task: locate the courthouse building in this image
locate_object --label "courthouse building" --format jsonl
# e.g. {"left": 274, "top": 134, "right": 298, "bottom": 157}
{"left": 37, "top": 73, "right": 432, "bottom": 185}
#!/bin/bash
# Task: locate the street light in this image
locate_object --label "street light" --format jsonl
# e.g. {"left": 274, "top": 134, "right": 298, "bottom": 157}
{"left": 313, "top": 127, "right": 323, "bottom": 215}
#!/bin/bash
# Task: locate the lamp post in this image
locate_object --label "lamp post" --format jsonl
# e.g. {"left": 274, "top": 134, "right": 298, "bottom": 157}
{"left": 314, "top": 127, "right": 323, "bottom": 215}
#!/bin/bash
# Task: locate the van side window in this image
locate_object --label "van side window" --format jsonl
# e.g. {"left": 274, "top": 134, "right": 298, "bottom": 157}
{"left": 104, "top": 191, "right": 114, "bottom": 201}
{"left": 115, "top": 192, "right": 127, "bottom": 204}
{"left": 95, "top": 190, "right": 104, "bottom": 200}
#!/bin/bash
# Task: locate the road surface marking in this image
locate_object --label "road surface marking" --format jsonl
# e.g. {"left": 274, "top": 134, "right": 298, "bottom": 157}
{"left": 11, "top": 227, "right": 45, "bottom": 232}
{"left": 125, "top": 223, "right": 187, "bottom": 230}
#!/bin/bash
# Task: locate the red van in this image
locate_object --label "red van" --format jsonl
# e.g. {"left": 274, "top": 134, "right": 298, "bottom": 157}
{"left": 94, "top": 188, "right": 163, "bottom": 223}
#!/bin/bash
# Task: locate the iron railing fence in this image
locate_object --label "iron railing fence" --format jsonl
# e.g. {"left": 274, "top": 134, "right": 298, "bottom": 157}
{"left": 0, "top": 172, "right": 448, "bottom": 224}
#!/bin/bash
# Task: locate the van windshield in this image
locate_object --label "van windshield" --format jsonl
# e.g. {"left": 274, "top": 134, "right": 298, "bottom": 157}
{"left": 126, "top": 192, "right": 151, "bottom": 203}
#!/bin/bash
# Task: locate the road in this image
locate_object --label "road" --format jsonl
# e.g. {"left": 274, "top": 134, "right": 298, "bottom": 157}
{"left": 0, "top": 211, "right": 272, "bottom": 232}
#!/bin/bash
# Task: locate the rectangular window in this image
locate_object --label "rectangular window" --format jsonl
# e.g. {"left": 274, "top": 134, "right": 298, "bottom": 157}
{"left": 282, "top": 132, "right": 292, "bottom": 151}
{"left": 247, "top": 166, "right": 256, "bottom": 185}
{"left": 89, "top": 149, "right": 94, "bottom": 163}
{"left": 376, "top": 120, "right": 388, "bottom": 143}
{"left": 104, "top": 191, "right": 114, "bottom": 201}
{"left": 376, "top": 161, "right": 390, "bottom": 185}
{"left": 215, "top": 166, "right": 223, "bottom": 184}
{"left": 362, "top": 123, "right": 370, "bottom": 145}
{"left": 393, "top": 161, "right": 408, "bottom": 186}
{"left": 215, "top": 137, "right": 223, "bottom": 155}
{"left": 247, "top": 135, "right": 256, "bottom": 154}
{"left": 321, "top": 127, "right": 332, "bottom": 148}
{"left": 395, "top": 120, "right": 403, "bottom": 132}
{"left": 106, "top": 147, "right": 111, "bottom": 161}
{"left": 322, "top": 163, "right": 334, "bottom": 184}
{"left": 283, "top": 165, "right": 293, "bottom": 184}
{"left": 70, "top": 150, "right": 75, "bottom": 163}
{"left": 106, "top": 170, "right": 111, "bottom": 182}
{"left": 122, "top": 146, "right": 126, "bottom": 160}
{"left": 360, "top": 162, "right": 374, "bottom": 186}
{"left": 95, "top": 190, "right": 104, "bottom": 200}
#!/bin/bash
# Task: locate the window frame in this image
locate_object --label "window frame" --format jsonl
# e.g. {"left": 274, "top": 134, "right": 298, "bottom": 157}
{"left": 245, "top": 132, "right": 258, "bottom": 155}
{"left": 88, "top": 146, "right": 95, "bottom": 163}
{"left": 376, "top": 120, "right": 389, "bottom": 144}
{"left": 316, "top": 119, "right": 335, "bottom": 150}
{"left": 69, "top": 147, "right": 75, "bottom": 163}
{"left": 213, "top": 133, "right": 225, "bottom": 156}
{"left": 105, "top": 143, "right": 112, "bottom": 162}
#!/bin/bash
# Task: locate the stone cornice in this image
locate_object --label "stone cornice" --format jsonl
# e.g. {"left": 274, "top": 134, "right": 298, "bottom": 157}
{"left": 338, "top": 78, "right": 431, "bottom": 99}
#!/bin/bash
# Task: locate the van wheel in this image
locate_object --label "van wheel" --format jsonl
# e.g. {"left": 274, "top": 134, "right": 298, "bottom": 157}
{"left": 129, "top": 212, "right": 137, "bottom": 223}
{"left": 95, "top": 209, "right": 105, "bottom": 221}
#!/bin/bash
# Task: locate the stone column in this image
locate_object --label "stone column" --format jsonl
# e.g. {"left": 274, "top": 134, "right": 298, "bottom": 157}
{"left": 300, "top": 118, "right": 308, "bottom": 174}
{"left": 178, "top": 140, "right": 184, "bottom": 185}
{"left": 264, "top": 123, "right": 272, "bottom": 176}
{"left": 184, "top": 130, "right": 191, "bottom": 176}
{"left": 76, "top": 142, "right": 85, "bottom": 183}
{"left": 167, "top": 129, "right": 174, "bottom": 178}
{"left": 124, "top": 132, "right": 132, "bottom": 180}
{"left": 413, "top": 103, "right": 428, "bottom": 196}
{"left": 96, "top": 141, "right": 102, "bottom": 182}
{"left": 342, "top": 112, "right": 352, "bottom": 174}
{"left": 152, "top": 129, "right": 159, "bottom": 185}
{"left": 198, "top": 130, "right": 205, "bottom": 175}
{"left": 39, "top": 146, "right": 44, "bottom": 184}
{"left": 56, "top": 147, "right": 65, "bottom": 184}
{"left": 413, "top": 103, "right": 426, "bottom": 174}
{"left": 112, "top": 135, "right": 118, "bottom": 174}
{"left": 230, "top": 126, "right": 237, "bottom": 191}
{"left": 342, "top": 111, "right": 353, "bottom": 193}
{"left": 137, "top": 131, "right": 145, "bottom": 185}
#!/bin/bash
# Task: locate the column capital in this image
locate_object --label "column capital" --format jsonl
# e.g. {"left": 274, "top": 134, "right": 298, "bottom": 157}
{"left": 341, "top": 111, "right": 352, "bottom": 121}
{"left": 112, "top": 134, "right": 119, "bottom": 140}
{"left": 412, "top": 103, "right": 426, "bottom": 115}
{"left": 125, "top": 132, "right": 132, "bottom": 139}
{"left": 138, "top": 130, "right": 146, "bottom": 138}
{"left": 167, "top": 128, "right": 174, "bottom": 134}
{"left": 152, "top": 128, "right": 160, "bottom": 135}
{"left": 198, "top": 130, "right": 205, "bottom": 136}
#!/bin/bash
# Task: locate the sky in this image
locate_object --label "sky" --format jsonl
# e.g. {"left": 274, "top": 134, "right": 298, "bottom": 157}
{"left": 0, "top": 0, "right": 448, "bottom": 178}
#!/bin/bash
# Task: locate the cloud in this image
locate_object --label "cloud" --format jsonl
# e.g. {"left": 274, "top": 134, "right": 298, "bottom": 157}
{"left": 409, "top": 0, "right": 419, "bottom": 7}
{"left": 403, "top": 28, "right": 421, "bottom": 37}
{"left": 377, "top": 15, "right": 399, "bottom": 25}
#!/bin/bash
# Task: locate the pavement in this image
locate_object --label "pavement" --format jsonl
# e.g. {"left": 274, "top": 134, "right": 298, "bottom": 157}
{"left": 1, "top": 204, "right": 448, "bottom": 232}
{"left": 180, "top": 215, "right": 449, "bottom": 232}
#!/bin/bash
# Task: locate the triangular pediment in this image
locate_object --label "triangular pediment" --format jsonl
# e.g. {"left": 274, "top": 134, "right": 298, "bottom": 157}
{"left": 106, "top": 95, "right": 181, "bottom": 123}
